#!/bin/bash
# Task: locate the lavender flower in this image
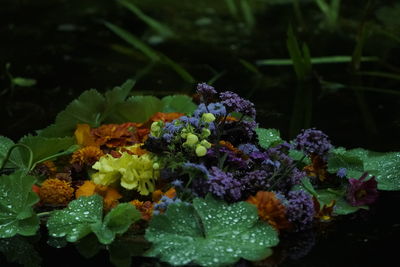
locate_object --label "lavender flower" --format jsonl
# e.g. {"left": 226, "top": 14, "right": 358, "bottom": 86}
{"left": 193, "top": 102, "right": 227, "bottom": 118}
{"left": 153, "top": 195, "right": 182, "bottom": 215}
{"left": 336, "top": 168, "right": 347, "bottom": 178}
{"left": 196, "top": 82, "right": 217, "bottom": 100}
{"left": 286, "top": 190, "right": 315, "bottom": 231}
{"left": 294, "top": 128, "right": 333, "bottom": 160}
{"left": 207, "top": 167, "right": 242, "bottom": 201}
{"left": 238, "top": 143, "right": 259, "bottom": 155}
{"left": 346, "top": 172, "right": 379, "bottom": 206}
{"left": 182, "top": 162, "right": 210, "bottom": 177}
{"left": 219, "top": 91, "right": 256, "bottom": 118}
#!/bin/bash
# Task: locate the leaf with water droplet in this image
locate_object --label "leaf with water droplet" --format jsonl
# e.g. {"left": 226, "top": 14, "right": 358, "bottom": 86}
{"left": 145, "top": 195, "right": 279, "bottom": 266}
{"left": 0, "top": 171, "right": 39, "bottom": 238}
{"left": 47, "top": 195, "right": 140, "bottom": 245}
{"left": 255, "top": 128, "right": 283, "bottom": 149}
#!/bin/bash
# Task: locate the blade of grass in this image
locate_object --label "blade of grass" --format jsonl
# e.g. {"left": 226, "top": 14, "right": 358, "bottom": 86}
{"left": 356, "top": 71, "right": 400, "bottom": 81}
{"left": 105, "top": 21, "right": 160, "bottom": 61}
{"left": 287, "top": 25, "right": 306, "bottom": 80}
{"left": 105, "top": 21, "right": 195, "bottom": 83}
{"left": 207, "top": 71, "right": 226, "bottom": 85}
{"left": 240, "top": 0, "right": 255, "bottom": 30}
{"left": 256, "top": 56, "right": 378, "bottom": 65}
{"left": 225, "top": 0, "right": 239, "bottom": 18}
{"left": 117, "top": 0, "right": 175, "bottom": 38}
{"left": 239, "top": 59, "right": 262, "bottom": 75}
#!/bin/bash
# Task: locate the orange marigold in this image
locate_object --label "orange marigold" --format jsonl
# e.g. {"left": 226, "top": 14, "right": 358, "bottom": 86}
{"left": 247, "top": 191, "right": 291, "bottom": 231}
{"left": 75, "top": 180, "right": 122, "bottom": 210}
{"left": 130, "top": 200, "right": 154, "bottom": 221}
{"left": 70, "top": 146, "right": 104, "bottom": 166}
{"left": 39, "top": 178, "right": 74, "bottom": 205}
{"left": 219, "top": 140, "right": 242, "bottom": 155}
{"left": 92, "top": 122, "right": 138, "bottom": 148}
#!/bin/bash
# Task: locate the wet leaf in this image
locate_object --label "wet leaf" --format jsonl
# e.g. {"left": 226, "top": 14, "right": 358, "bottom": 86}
{"left": 255, "top": 128, "right": 282, "bottom": 149}
{"left": 328, "top": 147, "right": 400, "bottom": 190}
{"left": 47, "top": 195, "right": 140, "bottom": 245}
{"left": 316, "top": 189, "right": 368, "bottom": 215}
{"left": 145, "top": 195, "right": 278, "bottom": 266}
{"left": 0, "top": 171, "right": 39, "bottom": 238}
{"left": 109, "top": 96, "right": 163, "bottom": 123}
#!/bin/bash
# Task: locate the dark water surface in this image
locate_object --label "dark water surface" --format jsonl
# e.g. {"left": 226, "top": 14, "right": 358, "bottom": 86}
{"left": 1, "top": 0, "right": 400, "bottom": 266}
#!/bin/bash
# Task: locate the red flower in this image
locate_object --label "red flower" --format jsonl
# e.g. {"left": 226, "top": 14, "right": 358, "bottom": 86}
{"left": 346, "top": 172, "right": 378, "bottom": 206}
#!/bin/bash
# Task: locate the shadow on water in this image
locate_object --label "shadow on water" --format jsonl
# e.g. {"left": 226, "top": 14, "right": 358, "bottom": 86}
{"left": 1, "top": 0, "right": 400, "bottom": 266}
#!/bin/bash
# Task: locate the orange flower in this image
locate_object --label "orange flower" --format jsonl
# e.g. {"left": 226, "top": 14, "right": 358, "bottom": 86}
{"left": 219, "top": 140, "right": 242, "bottom": 155}
{"left": 152, "top": 187, "right": 176, "bottom": 202}
{"left": 130, "top": 200, "right": 154, "bottom": 221}
{"left": 74, "top": 124, "right": 99, "bottom": 147}
{"left": 39, "top": 178, "right": 74, "bottom": 205}
{"left": 303, "top": 154, "right": 328, "bottom": 181}
{"left": 150, "top": 112, "right": 184, "bottom": 123}
{"left": 247, "top": 191, "right": 291, "bottom": 231}
{"left": 70, "top": 146, "right": 104, "bottom": 166}
{"left": 92, "top": 122, "right": 138, "bottom": 148}
{"left": 313, "top": 196, "right": 336, "bottom": 222}
{"left": 121, "top": 143, "right": 148, "bottom": 156}
{"left": 75, "top": 180, "right": 122, "bottom": 210}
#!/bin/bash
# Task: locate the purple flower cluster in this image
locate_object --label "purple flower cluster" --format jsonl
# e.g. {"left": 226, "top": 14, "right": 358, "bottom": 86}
{"left": 193, "top": 102, "right": 227, "bottom": 118}
{"left": 219, "top": 91, "right": 256, "bottom": 119}
{"left": 196, "top": 82, "right": 217, "bottom": 100}
{"left": 206, "top": 146, "right": 248, "bottom": 169}
{"left": 294, "top": 128, "right": 333, "bottom": 160}
{"left": 207, "top": 167, "right": 242, "bottom": 201}
{"left": 286, "top": 190, "right": 315, "bottom": 231}
{"left": 153, "top": 195, "right": 182, "bottom": 215}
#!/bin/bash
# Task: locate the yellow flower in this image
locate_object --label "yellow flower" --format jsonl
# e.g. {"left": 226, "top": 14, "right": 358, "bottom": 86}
{"left": 39, "top": 178, "right": 74, "bottom": 205}
{"left": 92, "top": 152, "right": 159, "bottom": 195}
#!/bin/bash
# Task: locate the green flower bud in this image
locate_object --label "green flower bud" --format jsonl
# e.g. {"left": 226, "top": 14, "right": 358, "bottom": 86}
{"left": 200, "top": 139, "right": 212, "bottom": 149}
{"left": 201, "top": 128, "right": 211, "bottom": 138}
{"left": 195, "top": 144, "right": 207, "bottom": 157}
{"left": 185, "top": 133, "right": 199, "bottom": 146}
{"left": 152, "top": 162, "right": 160, "bottom": 170}
{"left": 150, "top": 121, "right": 162, "bottom": 137}
{"left": 201, "top": 113, "right": 216, "bottom": 123}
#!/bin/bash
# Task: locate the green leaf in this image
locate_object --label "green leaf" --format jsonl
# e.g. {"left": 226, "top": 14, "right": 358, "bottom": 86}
{"left": 17, "top": 135, "right": 76, "bottom": 170}
{"left": 92, "top": 203, "right": 140, "bottom": 245}
{"left": 109, "top": 96, "right": 163, "bottom": 123}
{"left": 102, "top": 79, "right": 136, "bottom": 121}
{"left": 12, "top": 77, "right": 37, "bottom": 87}
{"left": 255, "top": 128, "right": 282, "bottom": 149}
{"left": 161, "top": 95, "right": 197, "bottom": 114}
{"left": 327, "top": 147, "right": 365, "bottom": 178}
{"left": 328, "top": 147, "right": 400, "bottom": 190}
{"left": 256, "top": 56, "right": 378, "bottom": 66}
{"left": 47, "top": 195, "right": 140, "bottom": 245}
{"left": 39, "top": 89, "right": 105, "bottom": 137}
{"left": 0, "top": 136, "right": 25, "bottom": 170}
{"left": 0, "top": 235, "right": 42, "bottom": 267}
{"left": 108, "top": 236, "right": 151, "bottom": 267}
{"left": 0, "top": 171, "right": 39, "bottom": 238}
{"left": 145, "top": 196, "right": 278, "bottom": 266}
{"left": 316, "top": 189, "right": 368, "bottom": 215}
{"left": 75, "top": 234, "right": 103, "bottom": 259}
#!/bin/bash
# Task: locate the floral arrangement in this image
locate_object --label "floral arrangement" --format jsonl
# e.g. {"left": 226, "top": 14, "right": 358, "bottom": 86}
{"left": 0, "top": 80, "right": 399, "bottom": 266}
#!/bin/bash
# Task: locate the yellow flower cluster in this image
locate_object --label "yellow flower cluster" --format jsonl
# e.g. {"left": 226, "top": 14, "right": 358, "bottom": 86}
{"left": 91, "top": 152, "right": 159, "bottom": 195}
{"left": 39, "top": 178, "right": 74, "bottom": 205}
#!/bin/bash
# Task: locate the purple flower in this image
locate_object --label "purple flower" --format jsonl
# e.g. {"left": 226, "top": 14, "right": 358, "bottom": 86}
{"left": 238, "top": 143, "right": 259, "bottom": 155}
{"left": 207, "top": 167, "right": 242, "bottom": 201}
{"left": 286, "top": 190, "right": 315, "bottom": 231}
{"left": 219, "top": 91, "right": 256, "bottom": 118}
{"left": 346, "top": 172, "right": 379, "bottom": 206}
{"left": 207, "top": 146, "right": 248, "bottom": 169}
{"left": 182, "top": 162, "right": 210, "bottom": 177}
{"left": 194, "top": 102, "right": 227, "bottom": 118}
{"left": 196, "top": 83, "right": 217, "bottom": 100}
{"left": 294, "top": 128, "right": 333, "bottom": 160}
{"left": 336, "top": 168, "right": 347, "bottom": 178}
